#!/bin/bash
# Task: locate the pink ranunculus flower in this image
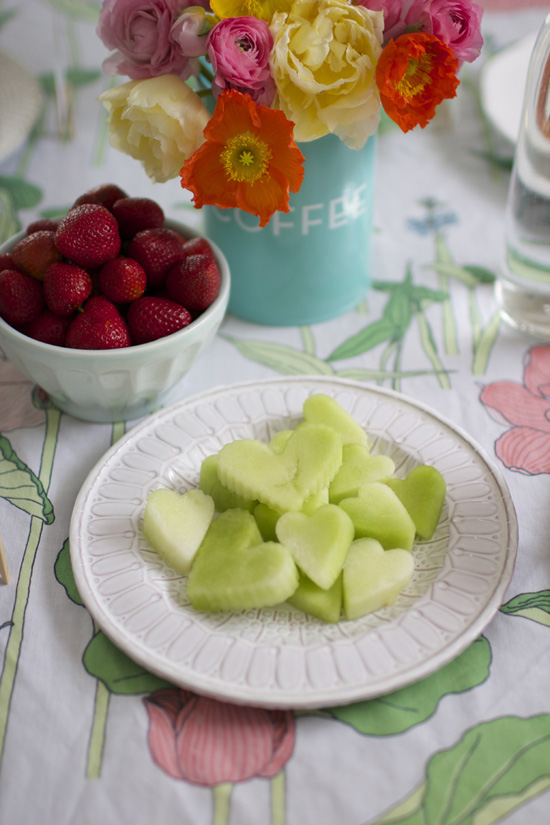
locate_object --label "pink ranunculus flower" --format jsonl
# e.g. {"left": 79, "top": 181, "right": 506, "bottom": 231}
{"left": 97, "top": 0, "right": 199, "bottom": 80}
{"left": 424, "top": 0, "right": 484, "bottom": 64}
{"left": 171, "top": 5, "right": 215, "bottom": 58}
{"left": 207, "top": 16, "right": 276, "bottom": 106}
{"left": 358, "top": 0, "right": 430, "bottom": 42}
{"left": 480, "top": 345, "right": 550, "bottom": 475}
{"left": 143, "top": 688, "right": 295, "bottom": 784}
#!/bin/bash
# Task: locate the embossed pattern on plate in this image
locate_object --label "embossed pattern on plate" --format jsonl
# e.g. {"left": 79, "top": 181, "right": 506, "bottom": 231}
{"left": 69, "top": 377, "right": 518, "bottom": 708}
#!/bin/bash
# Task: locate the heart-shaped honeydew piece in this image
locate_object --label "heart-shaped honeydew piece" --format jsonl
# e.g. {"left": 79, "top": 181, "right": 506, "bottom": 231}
{"left": 302, "top": 394, "right": 368, "bottom": 446}
{"left": 288, "top": 571, "right": 343, "bottom": 624}
{"left": 329, "top": 445, "right": 395, "bottom": 504}
{"left": 142, "top": 488, "right": 215, "bottom": 575}
{"left": 339, "top": 482, "right": 416, "bottom": 551}
{"left": 276, "top": 504, "right": 354, "bottom": 590}
{"left": 199, "top": 454, "right": 256, "bottom": 513}
{"left": 385, "top": 465, "right": 446, "bottom": 540}
{"left": 343, "top": 538, "right": 414, "bottom": 620}
{"left": 187, "top": 509, "right": 298, "bottom": 611}
{"left": 216, "top": 424, "right": 342, "bottom": 512}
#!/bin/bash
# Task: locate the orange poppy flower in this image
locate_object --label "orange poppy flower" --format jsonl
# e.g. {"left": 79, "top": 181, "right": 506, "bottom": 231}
{"left": 375, "top": 33, "right": 459, "bottom": 133}
{"left": 180, "top": 90, "right": 305, "bottom": 227}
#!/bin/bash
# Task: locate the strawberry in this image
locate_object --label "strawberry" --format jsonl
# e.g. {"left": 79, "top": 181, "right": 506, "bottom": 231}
{"left": 55, "top": 204, "right": 121, "bottom": 268}
{"left": 43, "top": 262, "right": 92, "bottom": 316}
{"left": 26, "top": 218, "right": 60, "bottom": 235}
{"left": 166, "top": 253, "right": 221, "bottom": 313}
{"left": 111, "top": 197, "right": 164, "bottom": 240}
{"left": 127, "top": 227, "right": 186, "bottom": 289}
{"left": 181, "top": 237, "right": 216, "bottom": 260}
{"left": 0, "top": 268, "right": 44, "bottom": 327}
{"left": 127, "top": 296, "right": 192, "bottom": 344}
{"left": 24, "top": 310, "right": 73, "bottom": 346}
{"left": 98, "top": 256, "right": 147, "bottom": 303}
{"left": 11, "top": 230, "right": 63, "bottom": 281}
{"left": 0, "top": 252, "right": 17, "bottom": 271}
{"left": 65, "top": 296, "right": 131, "bottom": 349}
{"left": 72, "top": 183, "right": 128, "bottom": 211}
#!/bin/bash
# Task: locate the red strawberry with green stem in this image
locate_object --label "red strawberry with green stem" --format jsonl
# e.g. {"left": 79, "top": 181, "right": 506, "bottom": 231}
{"left": 72, "top": 183, "right": 128, "bottom": 211}
{"left": 0, "top": 268, "right": 44, "bottom": 327}
{"left": 111, "top": 197, "right": 164, "bottom": 239}
{"left": 24, "top": 310, "right": 73, "bottom": 346}
{"left": 127, "top": 296, "right": 192, "bottom": 344}
{"left": 43, "top": 262, "right": 92, "bottom": 316}
{"left": 166, "top": 253, "right": 221, "bottom": 313}
{"left": 65, "top": 296, "right": 131, "bottom": 349}
{"left": 11, "top": 230, "right": 63, "bottom": 281}
{"left": 55, "top": 204, "right": 121, "bottom": 268}
{"left": 127, "top": 227, "right": 186, "bottom": 289}
{"left": 98, "top": 256, "right": 147, "bottom": 303}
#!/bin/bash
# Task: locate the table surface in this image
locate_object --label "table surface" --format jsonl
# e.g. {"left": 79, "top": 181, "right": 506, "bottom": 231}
{"left": 1, "top": 3, "right": 549, "bottom": 824}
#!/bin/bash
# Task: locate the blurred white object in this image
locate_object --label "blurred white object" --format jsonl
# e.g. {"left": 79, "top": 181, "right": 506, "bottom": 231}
{"left": 480, "top": 31, "right": 538, "bottom": 144}
{"left": 0, "top": 52, "right": 42, "bottom": 162}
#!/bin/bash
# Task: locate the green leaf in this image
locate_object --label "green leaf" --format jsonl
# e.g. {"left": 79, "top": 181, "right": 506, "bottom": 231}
{"left": 54, "top": 539, "right": 83, "bottom": 606}
{"left": 83, "top": 631, "right": 172, "bottom": 695}
{"left": 66, "top": 67, "right": 103, "bottom": 88}
{"left": 42, "top": 0, "right": 101, "bottom": 22}
{"left": 461, "top": 265, "right": 497, "bottom": 285}
{"left": 326, "top": 636, "right": 490, "bottom": 735}
{"left": 471, "top": 149, "right": 514, "bottom": 172}
{"left": 0, "top": 176, "right": 42, "bottom": 211}
{"left": 375, "top": 715, "right": 550, "bottom": 825}
{"left": 0, "top": 190, "right": 20, "bottom": 243}
{"left": 382, "top": 290, "right": 413, "bottom": 333}
{"left": 222, "top": 336, "right": 335, "bottom": 375}
{"left": 500, "top": 590, "right": 550, "bottom": 627}
{"left": 0, "top": 10, "right": 17, "bottom": 29}
{"left": 409, "top": 286, "right": 450, "bottom": 305}
{"left": 0, "top": 435, "right": 55, "bottom": 524}
{"left": 427, "top": 262, "right": 491, "bottom": 288}
{"left": 327, "top": 319, "right": 396, "bottom": 361}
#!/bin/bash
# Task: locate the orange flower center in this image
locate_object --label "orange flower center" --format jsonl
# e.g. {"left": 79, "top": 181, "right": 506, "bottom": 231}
{"left": 395, "top": 54, "right": 433, "bottom": 100}
{"left": 220, "top": 131, "right": 272, "bottom": 184}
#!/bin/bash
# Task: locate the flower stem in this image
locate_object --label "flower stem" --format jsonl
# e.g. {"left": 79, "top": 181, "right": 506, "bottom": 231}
{"left": 86, "top": 676, "right": 110, "bottom": 779}
{"left": 271, "top": 771, "right": 287, "bottom": 825}
{"left": 212, "top": 783, "right": 232, "bottom": 825}
{"left": 0, "top": 407, "right": 61, "bottom": 767}
{"left": 434, "top": 231, "right": 459, "bottom": 356}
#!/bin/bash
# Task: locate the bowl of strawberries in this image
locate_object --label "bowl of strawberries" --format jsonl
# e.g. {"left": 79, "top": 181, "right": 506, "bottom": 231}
{"left": 0, "top": 183, "right": 230, "bottom": 423}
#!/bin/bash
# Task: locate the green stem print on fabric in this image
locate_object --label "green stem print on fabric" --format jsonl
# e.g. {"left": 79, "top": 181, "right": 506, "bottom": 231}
{"left": 54, "top": 420, "right": 169, "bottom": 779}
{"left": 372, "top": 715, "right": 550, "bottom": 825}
{"left": 0, "top": 402, "right": 60, "bottom": 766}
{"left": 500, "top": 591, "right": 550, "bottom": 627}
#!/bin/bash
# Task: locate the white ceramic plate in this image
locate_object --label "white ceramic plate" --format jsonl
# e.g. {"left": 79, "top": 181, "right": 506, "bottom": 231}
{"left": 70, "top": 377, "right": 518, "bottom": 709}
{"left": 479, "top": 32, "right": 537, "bottom": 145}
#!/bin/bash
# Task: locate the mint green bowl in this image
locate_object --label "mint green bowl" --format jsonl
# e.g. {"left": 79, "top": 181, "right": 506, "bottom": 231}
{"left": 0, "top": 220, "right": 230, "bottom": 423}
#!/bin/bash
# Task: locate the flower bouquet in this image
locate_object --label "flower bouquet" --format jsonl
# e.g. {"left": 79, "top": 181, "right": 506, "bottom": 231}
{"left": 96, "top": 0, "right": 484, "bottom": 324}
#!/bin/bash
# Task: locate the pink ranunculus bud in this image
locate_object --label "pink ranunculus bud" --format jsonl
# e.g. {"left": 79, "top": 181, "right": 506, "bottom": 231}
{"left": 143, "top": 688, "right": 296, "bottom": 785}
{"left": 424, "top": 0, "right": 484, "bottom": 65}
{"left": 170, "top": 7, "right": 216, "bottom": 58}
{"left": 356, "top": 0, "right": 431, "bottom": 42}
{"left": 97, "top": 0, "right": 202, "bottom": 80}
{"left": 206, "top": 16, "right": 276, "bottom": 107}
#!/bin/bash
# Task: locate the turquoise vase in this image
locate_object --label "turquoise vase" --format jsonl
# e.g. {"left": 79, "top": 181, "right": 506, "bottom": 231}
{"left": 203, "top": 134, "right": 376, "bottom": 326}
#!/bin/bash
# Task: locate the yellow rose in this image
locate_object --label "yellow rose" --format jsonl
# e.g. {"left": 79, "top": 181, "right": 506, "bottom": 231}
{"left": 99, "top": 75, "right": 209, "bottom": 183}
{"left": 269, "top": 0, "right": 384, "bottom": 149}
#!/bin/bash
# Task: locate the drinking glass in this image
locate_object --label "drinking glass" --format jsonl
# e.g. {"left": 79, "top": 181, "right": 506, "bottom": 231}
{"left": 496, "top": 14, "right": 550, "bottom": 339}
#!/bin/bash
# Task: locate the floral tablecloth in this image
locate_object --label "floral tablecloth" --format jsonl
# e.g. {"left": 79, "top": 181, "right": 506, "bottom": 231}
{"left": 1, "top": 2, "right": 550, "bottom": 824}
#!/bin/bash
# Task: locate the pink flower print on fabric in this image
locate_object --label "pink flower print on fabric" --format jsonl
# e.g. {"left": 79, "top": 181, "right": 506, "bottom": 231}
{"left": 480, "top": 345, "right": 550, "bottom": 475}
{"left": 143, "top": 688, "right": 295, "bottom": 784}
